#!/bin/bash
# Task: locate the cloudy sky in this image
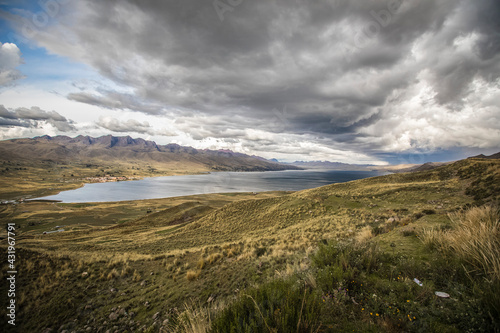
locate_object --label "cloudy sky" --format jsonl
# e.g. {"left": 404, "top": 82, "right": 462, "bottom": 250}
{"left": 0, "top": 0, "right": 499, "bottom": 164}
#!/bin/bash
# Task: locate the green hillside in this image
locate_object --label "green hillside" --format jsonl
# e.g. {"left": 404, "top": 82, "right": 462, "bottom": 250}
{"left": 1, "top": 158, "right": 499, "bottom": 332}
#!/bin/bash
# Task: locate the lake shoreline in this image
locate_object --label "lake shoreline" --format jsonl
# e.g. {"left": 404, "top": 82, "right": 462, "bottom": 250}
{"left": 38, "top": 169, "right": 389, "bottom": 203}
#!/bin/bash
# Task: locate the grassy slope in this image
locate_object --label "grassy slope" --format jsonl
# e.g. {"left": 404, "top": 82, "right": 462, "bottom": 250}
{"left": 0, "top": 158, "right": 499, "bottom": 332}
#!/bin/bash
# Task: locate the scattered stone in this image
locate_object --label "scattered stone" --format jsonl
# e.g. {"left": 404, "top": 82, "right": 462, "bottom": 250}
{"left": 81, "top": 272, "right": 88, "bottom": 278}
{"left": 144, "top": 301, "right": 150, "bottom": 307}
{"left": 140, "top": 280, "right": 148, "bottom": 287}
{"left": 85, "top": 304, "right": 92, "bottom": 310}
{"left": 150, "top": 271, "right": 154, "bottom": 275}
{"left": 435, "top": 291, "right": 450, "bottom": 298}
{"left": 109, "top": 312, "right": 119, "bottom": 321}
{"left": 110, "top": 288, "right": 117, "bottom": 293}
{"left": 129, "top": 312, "right": 136, "bottom": 318}
{"left": 207, "top": 294, "right": 216, "bottom": 303}
{"left": 152, "top": 312, "right": 160, "bottom": 320}
{"left": 387, "top": 217, "right": 395, "bottom": 223}
{"left": 162, "top": 319, "right": 169, "bottom": 326}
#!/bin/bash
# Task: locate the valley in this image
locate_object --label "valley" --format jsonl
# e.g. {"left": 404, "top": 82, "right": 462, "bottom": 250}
{"left": 0, "top": 135, "right": 300, "bottom": 200}
{"left": 1, "top": 156, "right": 499, "bottom": 332}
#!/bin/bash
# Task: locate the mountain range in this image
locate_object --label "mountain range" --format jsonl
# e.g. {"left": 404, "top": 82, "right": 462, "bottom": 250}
{"left": 0, "top": 135, "right": 300, "bottom": 172}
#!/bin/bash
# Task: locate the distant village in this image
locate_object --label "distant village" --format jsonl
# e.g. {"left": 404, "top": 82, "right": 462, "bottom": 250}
{"left": 84, "top": 175, "right": 140, "bottom": 183}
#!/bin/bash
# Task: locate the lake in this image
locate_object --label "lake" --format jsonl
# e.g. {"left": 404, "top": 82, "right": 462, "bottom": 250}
{"left": 39, "top": 170, "right": 388, "bottom": 203}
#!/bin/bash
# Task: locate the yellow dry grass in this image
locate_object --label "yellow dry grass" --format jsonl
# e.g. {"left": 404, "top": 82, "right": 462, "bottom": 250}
{"left": 447, "top": 205, "right": 500, "bottom": 281}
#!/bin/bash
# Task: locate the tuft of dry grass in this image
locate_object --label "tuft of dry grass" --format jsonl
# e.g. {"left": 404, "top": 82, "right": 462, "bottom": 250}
{"left": 132, "top": 269, "right": 141, "bottom": 282}
{"left": 355, "top": 226, "right": 373, "bottom": 243}
{"left": 197, "top": 258, "right": 206, "bottom": 270}
{"left": 207, "top": 253, "right": 221, "bottom": 264}
{"left": 418, "top": 227, "right": 442, "bottom": 250}
{"left": 446, "top": 205, "right": 500, "bottom": 281}
{"left": 418, "top": 205, "right": 500, "bottom": 281}
{"left": 174, "top": 302, "right": 222, "bottom": 333}
{"left": 107, "top": 268, "right": 119, "bottom": 280}
{"left": 186, "top": 270, "right": 201, "bottom": 281}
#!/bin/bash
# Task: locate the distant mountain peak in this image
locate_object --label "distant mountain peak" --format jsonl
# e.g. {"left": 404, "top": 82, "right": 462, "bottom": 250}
{"left": 0, "top": 134, "right": 301, "bottom": 172}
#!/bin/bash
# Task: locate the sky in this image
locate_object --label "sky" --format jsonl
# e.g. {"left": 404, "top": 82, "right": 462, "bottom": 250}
{"left": 0, "top": 0, "right": 499, "bottom": 164}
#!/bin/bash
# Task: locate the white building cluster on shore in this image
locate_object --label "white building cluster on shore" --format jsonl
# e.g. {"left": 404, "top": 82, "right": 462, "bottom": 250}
{"left": 84, "top": 176, "right": 140, "bottom": 183}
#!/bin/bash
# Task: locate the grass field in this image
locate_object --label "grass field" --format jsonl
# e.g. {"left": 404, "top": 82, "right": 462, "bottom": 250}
{"left": 0, "top": 158, "right": 499, "bottom": 332}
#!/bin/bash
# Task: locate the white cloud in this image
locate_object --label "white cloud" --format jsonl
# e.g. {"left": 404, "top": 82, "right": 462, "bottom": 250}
{"left": 0, "top": 42, "right": 24, "bottom": 86}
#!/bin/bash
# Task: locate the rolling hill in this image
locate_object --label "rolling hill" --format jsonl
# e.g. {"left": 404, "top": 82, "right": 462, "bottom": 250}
{"left": 2, "top": 156, "right": 499, "bottom": 332}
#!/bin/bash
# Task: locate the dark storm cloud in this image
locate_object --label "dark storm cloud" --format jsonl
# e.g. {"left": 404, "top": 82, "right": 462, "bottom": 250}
{"left": 5, "top": 0, "right": 500, "bottom": 160}
{"left": 0, "top": 105, "right": 76, "bottom": 131}
{"left": 67, "top": 90, "right": 166, "bottom": 115}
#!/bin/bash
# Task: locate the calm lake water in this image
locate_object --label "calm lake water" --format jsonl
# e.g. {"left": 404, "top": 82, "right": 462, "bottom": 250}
{"left": 40, "top": 170, "right": 387, "bottom": 203}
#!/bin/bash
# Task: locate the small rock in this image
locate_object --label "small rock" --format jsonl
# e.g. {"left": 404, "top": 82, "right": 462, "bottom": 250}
{"left": 129, "top": 311, "right": 135, "bottom": 318}
{"left": 144, "top": 301, "right": 150, "bottom": 307}
{"left": 110, "top": 288, "right": 117, "bottom": 293}
{"left": 82, "top": 272, "right": 89, "bottom": 278}
{"left": 435, "top": 291, "right": 450, "bottom": 298}
{"left": 150, "top": 271, "right": 154, "bottom": 275}
{"left": 140, "top": 280, "right": 148, "bottom": 287}
{"left": 152, "top": 312, "right": 160, "bottom": 320}
{"left": 109, "top": 312, "right": 119, "bottom": 321}
{"left": 387, "top": 217, "right": 395, "bottom": 223}
{"left": 162, "top": 319, "right": 169, "bottom": 326}
{"left": 85, "top": 304, "right": 93, "bottom": 310}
